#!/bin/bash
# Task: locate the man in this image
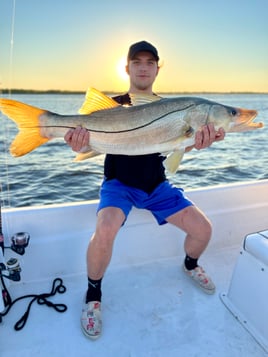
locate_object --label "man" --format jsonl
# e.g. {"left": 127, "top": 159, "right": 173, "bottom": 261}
{"left": 64, "top": 40, "right": 225, "bottom": 339}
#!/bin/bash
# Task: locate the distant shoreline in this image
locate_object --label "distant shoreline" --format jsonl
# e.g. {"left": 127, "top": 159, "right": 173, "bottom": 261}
{"left": 0, "top": 89, "right": 267, "bottom": 95}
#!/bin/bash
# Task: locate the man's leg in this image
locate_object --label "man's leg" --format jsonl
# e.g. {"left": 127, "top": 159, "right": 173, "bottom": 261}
{"left": 166, "top": 205, "right": 215, "bottom": 294}
{"left": 81, "top": 207, "right": 125, "bottom": 339}
{"left": 87, "top": 207, "right": 125, "bottom": 279}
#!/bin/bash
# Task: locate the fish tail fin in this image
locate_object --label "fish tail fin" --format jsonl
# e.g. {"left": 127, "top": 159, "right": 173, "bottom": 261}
{"left": 0, "top": 98, "right": 50, "bottom": 157}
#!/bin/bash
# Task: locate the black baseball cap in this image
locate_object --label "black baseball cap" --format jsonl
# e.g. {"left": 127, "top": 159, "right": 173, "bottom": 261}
{"left": 127, "top": 41, "right": 159, "bottom": 62}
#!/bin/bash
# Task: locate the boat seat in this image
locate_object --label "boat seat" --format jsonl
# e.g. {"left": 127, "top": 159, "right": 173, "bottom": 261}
{"left": 220, "top": 229, "right": 268, "bottom": 353}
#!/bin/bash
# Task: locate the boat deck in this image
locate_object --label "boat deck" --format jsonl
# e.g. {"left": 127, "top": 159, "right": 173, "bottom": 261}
{"left": 1, "top": 180, "right": 268, "bottom": 356}
{"left": 1, "top": 246, "right": 267, "bottom": 357}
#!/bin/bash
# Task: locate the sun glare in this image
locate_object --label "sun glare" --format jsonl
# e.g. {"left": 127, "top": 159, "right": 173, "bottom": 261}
{"left": 116, "top": 56, "right": 129, "bottom": 81}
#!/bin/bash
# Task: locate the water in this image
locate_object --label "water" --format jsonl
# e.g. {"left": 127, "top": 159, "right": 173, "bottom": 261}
{"left": 0, "top": 93, "right": 267, "bottom": 208}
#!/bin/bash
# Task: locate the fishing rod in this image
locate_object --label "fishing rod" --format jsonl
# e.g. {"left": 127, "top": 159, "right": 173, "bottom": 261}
{"left": 0, "top": 193, "right": 12, "bottom": 315}
{"left": 0, "top": 202, "right": 4, "bottom": 254}
{"left": 0, "top": 0, "right": 16, "bottom": 315}
{"left": 0, "top": 0, "right": 67, "bottom": 329}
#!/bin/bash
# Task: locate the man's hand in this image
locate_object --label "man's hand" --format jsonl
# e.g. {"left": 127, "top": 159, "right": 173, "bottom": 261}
{"left": 64, "top": 126, "right": 90, "bottom": 152}
{"left": 186, "top": 123, "right": 225, "bottom": 152}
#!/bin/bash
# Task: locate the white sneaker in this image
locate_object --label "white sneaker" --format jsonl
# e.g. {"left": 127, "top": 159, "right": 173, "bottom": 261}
{"left": 81, "top": 300, "right": 102, "bottom": 339}
{"left": 183, "top": 265, "right": 216, "bottom": 294}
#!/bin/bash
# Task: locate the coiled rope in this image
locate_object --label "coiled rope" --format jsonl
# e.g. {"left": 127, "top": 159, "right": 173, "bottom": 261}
{"left": 0, "top": 277, "right": 67, "bottom": 330}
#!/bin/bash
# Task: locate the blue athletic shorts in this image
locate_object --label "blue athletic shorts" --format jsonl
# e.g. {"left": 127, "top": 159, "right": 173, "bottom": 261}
{"left": 97, "top": 179, "right": 193, "bottom": 225}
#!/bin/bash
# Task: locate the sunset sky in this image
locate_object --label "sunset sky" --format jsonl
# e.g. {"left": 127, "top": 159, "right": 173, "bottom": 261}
{"left": 0, "top": 0, "right": 267, "bottom": 93}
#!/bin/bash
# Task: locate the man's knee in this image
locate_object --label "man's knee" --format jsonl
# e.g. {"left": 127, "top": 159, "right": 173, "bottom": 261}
{"left": 201, "top": 218, "right": 212, "bottom": 241}
{"left": 95, "top": 208, "right": 125, "bottom": 242}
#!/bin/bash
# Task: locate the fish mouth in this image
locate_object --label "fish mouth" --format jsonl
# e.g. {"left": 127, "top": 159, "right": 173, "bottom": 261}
{"left": 231, "top": 108, "right": 264, "bottom": 132}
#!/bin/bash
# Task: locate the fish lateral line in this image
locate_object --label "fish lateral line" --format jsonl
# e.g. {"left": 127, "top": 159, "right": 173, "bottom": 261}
{"left": 42, "top": 103, "right": 195, "bottom": 134}
{"left": 85, "top": 105, "right": 195, "bottom": 134}
{"left": 42, "top": 111, "right": 194, "bottom": 134}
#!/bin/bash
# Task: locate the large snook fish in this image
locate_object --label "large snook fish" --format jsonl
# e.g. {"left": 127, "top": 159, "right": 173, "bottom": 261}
{"left": 0, "top": 88, "right": 263, "bottom": 174}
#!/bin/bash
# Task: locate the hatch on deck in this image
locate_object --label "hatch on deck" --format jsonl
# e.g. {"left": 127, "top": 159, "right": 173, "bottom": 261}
{"left": 221, "top": 230, "right": 268, "bottom": 353}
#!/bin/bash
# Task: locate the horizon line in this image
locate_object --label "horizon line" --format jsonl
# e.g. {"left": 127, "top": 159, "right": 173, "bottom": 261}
{"left": 1, "top": 88, "right": 268, "bottom": 95}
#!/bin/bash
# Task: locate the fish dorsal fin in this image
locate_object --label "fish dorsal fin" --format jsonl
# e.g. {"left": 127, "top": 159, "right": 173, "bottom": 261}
{"left": 129, "top": 93, "right": 162, "bottom": 106}
{"left": 79, "top": 87, "right": 120, "bottom": 114}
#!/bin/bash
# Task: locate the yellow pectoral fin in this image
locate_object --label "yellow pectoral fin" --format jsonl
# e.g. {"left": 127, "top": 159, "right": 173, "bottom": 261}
{"left": 79, "top": 88, "right": 120, "bottom": 114}
{"left": 163, "top": 150, "right": 185, "bottom": 174}
{"left": 73, "top": 150, "right": 101, "bottom": 162}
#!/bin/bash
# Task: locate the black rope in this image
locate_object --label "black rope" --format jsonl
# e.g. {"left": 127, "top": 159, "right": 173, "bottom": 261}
{"left": 0, "top": 277, "right": 67, "bottom": 330}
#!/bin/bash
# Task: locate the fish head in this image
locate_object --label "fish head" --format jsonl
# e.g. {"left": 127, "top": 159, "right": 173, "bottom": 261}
{"left": 207, "top": 103, "right": 263, "bottom": 133}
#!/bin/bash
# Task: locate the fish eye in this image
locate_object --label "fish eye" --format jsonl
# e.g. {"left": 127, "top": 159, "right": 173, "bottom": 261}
{"left": 231, "top": 109, "right": 237, "bottom": 116}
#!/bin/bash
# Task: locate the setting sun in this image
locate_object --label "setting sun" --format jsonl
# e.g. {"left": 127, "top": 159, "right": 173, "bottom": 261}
{"left": 116, "top": 56, "right": 129, "bottom": 82}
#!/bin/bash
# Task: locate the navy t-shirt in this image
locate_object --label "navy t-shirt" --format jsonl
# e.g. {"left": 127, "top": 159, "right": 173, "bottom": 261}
{"left": 104, "top": 93, "right": 166, "bottom": 193}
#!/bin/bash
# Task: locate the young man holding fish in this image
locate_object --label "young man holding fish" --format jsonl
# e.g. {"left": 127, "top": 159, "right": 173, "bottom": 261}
{"left": 64, "top": 41, "right": 226, "bottom": 339}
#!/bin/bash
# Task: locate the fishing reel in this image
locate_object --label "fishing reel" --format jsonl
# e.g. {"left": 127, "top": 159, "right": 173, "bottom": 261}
{"left": 0, "top": 232, "right": 30, "bottom": 314}
{"left": 0, "top": 232, "right": 30, "bottom": 282}
{"left": 0, "top": 257, "right": 21, "bottom": 282}
{"left": 10, "top": 232, "right": 30, "bottom": 256}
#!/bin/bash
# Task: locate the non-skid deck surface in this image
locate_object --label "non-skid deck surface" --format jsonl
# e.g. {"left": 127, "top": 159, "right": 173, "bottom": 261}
{"left": 1, "top": 249, "right": 267, "bottom": 357}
